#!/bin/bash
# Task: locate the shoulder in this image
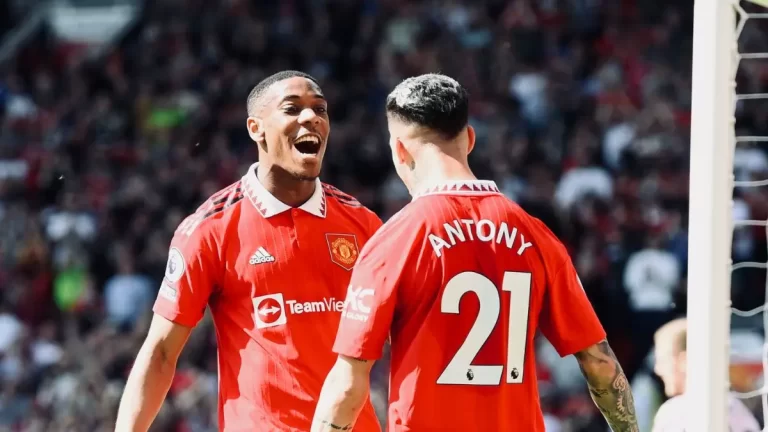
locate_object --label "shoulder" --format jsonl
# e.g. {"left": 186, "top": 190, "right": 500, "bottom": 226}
{"left": 656, "top": 394, "right": 685, "bottom": 412}
{"left": 515, "top": 204, "right": 558, "bottom": 243}
{"left": 161, "top": 183, "right": 246, "bottom": 286}
{"left": 653, "top": 395, "right": 685, "bottom": 430}
{"left": 396, "top": 194, "right": 456, "bottom": 225}
{"left": 322, "top": 183, "right": 364, "bottom": 208}
{"left": 727, "top": 393, "right": 761, "bottom": 429}
{"left": 513, "top": 205, "right": 571, "bottom": 267}
{"left": 175, "top": 180, "right": 245, "bottom": 239}
{"left": 322, "top": 182, "right": 381, "bottom": 226}
{"left": 351, "top": 203, "right": 429, "bottom": 281}
{"left": 362, "top": 202, "right": 427, "bottom": 254}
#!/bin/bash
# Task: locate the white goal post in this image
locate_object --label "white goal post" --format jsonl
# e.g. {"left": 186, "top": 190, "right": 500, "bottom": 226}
{"left": 688, "top": 0, "right": 768, "bottom": 429}
{"left": 686, "top": 0, "right": 735, "bottom": 430}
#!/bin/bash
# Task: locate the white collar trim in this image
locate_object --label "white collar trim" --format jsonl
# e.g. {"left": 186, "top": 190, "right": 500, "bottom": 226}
{"left": 412, "top": 180, "right": 500, "bottom": 200}
{"left": 242, "top": 163, "right": 326, "bottom": 218}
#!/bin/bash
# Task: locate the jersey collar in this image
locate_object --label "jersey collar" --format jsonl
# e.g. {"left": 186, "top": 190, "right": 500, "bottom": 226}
{"left": 412, "top": 180, "right": 501, "bottom": 200}
{"left": 242, "top": 163, "right": 327, "bottom": 218}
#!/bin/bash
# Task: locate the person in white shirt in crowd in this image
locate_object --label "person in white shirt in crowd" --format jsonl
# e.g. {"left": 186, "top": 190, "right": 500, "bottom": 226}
{"left": 652, "top": 318, "right": 760, "bottom": 432}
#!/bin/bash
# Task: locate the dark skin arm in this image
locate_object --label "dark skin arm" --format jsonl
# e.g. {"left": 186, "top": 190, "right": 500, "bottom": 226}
{"left": 574, "top": 340, "right": 639, "bottom": 432}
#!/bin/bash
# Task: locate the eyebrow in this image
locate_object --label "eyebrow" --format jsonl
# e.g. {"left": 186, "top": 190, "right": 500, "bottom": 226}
{"left": 279, "top": 94, "right": 326, "bottom": 103}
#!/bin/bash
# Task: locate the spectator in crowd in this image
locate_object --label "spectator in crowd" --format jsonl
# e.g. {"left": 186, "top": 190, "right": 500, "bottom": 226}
{"left": 1, "top": 0, "right": 767, "bottom": 430}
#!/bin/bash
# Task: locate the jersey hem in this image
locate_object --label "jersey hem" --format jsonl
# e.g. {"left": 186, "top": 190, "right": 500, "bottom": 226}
{"left": 554, "top": 330, "right": 607, "bottom": 357}
{"left": 332, "top": 346, "right": 382, "bottom": 361}
{"left": 152, "top": 306, "right": 200, "bottom": 328}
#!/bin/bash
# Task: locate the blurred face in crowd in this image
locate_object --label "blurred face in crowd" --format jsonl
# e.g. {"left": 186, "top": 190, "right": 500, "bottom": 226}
{"left": 653, "top": 320, "right": 687, "bottom": 397}
{"left": 247, "top": 77, "right": 330, "bottom": 181}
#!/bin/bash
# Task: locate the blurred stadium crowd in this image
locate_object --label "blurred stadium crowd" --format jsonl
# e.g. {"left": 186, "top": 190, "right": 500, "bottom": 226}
{"left": 1, "top": 0, "right": 768, "bottom": 431}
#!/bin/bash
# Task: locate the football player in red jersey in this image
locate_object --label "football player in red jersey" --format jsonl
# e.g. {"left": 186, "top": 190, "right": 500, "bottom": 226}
{"left": 116, "top": 71, "right": 382, "bottom": 432}
{"left": 312, "top": 74, "right": 639, "bottom": 432}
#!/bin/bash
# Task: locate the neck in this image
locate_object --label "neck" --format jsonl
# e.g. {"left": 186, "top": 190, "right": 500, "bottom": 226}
{"left": 257, "top": 163, "right": 316, "bottom": 207}
{"left": 409, "top": 150, "right": 476, "bottom": 194}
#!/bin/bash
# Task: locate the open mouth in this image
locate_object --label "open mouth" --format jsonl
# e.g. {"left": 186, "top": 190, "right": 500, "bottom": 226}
{"left": 294, "top": 135, "right": 322, "bottom": 155}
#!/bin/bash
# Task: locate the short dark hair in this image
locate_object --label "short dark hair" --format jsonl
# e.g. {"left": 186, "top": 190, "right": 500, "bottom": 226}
{"left": 385, "top": 74, "right": 469, "bottom": 140}
{"left": 247, "top": 70, "right": 319, "bottom": 116}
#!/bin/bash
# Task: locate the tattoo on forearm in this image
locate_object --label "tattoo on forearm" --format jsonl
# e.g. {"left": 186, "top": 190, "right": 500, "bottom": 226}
{"left": 320, "top": 420, "right": 352, "bottom": 430}
{"left": 575, "top": 341, "right": 639, "bottom": 432}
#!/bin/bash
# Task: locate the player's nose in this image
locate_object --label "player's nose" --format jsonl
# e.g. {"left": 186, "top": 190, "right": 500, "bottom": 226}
{"left": 297, "top": 107, "right": 321, "bottom": 127}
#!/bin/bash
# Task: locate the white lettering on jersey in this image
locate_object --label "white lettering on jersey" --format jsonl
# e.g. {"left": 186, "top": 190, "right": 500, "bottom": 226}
{"left": 253, "top": 294, "right": 345, "bottom": 329}
{"left": 341, "top": 286, "right": 374, "bottom": 322}
{"left": 253, "top": 294, "right": 288, "bottom": 329}
{"left": 285, "top": 298, "right": 345, "bottom": 314}
{"left": 249, "top": 247, "right": 276, "bottom": 265}
{"left": 437, "top": 271, "right": 533, "bottom": 385}
{"left": 428, "top": 219, "right": 534, "bottom": 258}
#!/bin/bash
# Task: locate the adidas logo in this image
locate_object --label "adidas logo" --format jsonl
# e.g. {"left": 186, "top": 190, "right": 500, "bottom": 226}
{"left": 249, "top": 247, "right": 276, "bottom": 265}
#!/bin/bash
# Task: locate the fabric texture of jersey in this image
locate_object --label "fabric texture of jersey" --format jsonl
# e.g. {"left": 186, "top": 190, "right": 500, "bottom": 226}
{"left": 153, "top": 163, "right": 383, "bottom": 432}
{"left": 652, "top": 393, "right": 760, "bottom": 431}
{"left": 333, "top": 180, "right": 606, "bottom": 431}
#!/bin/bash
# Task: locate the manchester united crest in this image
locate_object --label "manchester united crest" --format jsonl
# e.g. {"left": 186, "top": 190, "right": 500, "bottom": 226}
{"left": 325, "top": 233, "right": 359, "bottom": 271}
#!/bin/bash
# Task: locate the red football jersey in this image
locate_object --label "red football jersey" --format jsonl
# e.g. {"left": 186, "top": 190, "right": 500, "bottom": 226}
{"left": 333, "top": 180, "right": 606, "bottom": 431}
{"left": 153, "top": 163, "right": 383, "bottom": 432}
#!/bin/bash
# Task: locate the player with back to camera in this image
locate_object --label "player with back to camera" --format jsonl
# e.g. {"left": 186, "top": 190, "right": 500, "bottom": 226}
{"left": 652, "top": 318, "right": 760, "bottom": 431}
{"left": 115, "top": 71, "right": 383, "bottom": 432}
{"left": 311, "top": 73, "right": 640, "bottom": 432}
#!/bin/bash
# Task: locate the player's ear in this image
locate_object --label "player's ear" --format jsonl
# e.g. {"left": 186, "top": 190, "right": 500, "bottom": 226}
{"left": 466, "top": 125, "right": 476, "bottom": 155}
{"left": 675, "top": 349, "right": 687, "bottom": 373}
{"left": 395, "top": 138, "right": 411, "bottom": 165}
{"left": 247, "top": 117, "right": 267, "bottom": 150}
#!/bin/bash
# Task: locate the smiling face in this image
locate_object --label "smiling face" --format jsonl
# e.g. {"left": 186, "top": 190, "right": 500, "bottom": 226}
{"left": 247, "top": 76, "right": 330, "bottom": 180}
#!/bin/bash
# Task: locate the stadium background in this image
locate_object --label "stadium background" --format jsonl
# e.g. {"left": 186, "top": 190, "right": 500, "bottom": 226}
{"left": 0, "top": 0, "right": 767, "bottom": 430}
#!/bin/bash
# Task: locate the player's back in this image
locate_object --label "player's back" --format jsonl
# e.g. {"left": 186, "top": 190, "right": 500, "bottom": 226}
{"left": 385, "top": 181, "right": 605, "bottom": 431}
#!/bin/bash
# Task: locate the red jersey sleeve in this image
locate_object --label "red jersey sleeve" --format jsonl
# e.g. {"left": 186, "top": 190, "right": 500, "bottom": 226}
{"left": 153, "top": 217, "right": 220, "bottom": 328}
{"left": 333, "top": 211, "right": 417, "bottom": 360}
{"left": 367, "top": 212, "right": 383, "bottom": 237}
{"left": 535, "top": 223, "right": 606, "bottom": 357}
